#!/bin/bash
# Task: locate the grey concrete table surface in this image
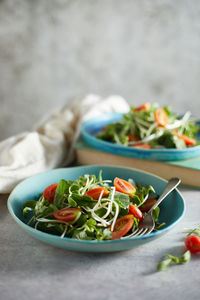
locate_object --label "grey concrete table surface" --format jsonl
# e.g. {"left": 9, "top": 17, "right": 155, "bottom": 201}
{"left": 0, "top": 187, "right": 200, "bottom": 300}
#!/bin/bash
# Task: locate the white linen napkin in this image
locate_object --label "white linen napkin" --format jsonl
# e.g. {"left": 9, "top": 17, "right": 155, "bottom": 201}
{"left": 0, "top": 95, "right": 129, "bottom": 193}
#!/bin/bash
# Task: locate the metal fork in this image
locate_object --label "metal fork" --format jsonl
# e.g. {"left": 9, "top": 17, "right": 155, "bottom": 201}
{"left": 128, "top": 177, "right": 181, "bottom": 237}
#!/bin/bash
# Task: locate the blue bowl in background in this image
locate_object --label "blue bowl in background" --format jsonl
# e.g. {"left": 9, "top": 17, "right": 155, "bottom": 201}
{"left": 7, "top": 165, "right": 185, "bottom": 252}
{"left": 81, "top": 113, "right": 200, "bottom": 161}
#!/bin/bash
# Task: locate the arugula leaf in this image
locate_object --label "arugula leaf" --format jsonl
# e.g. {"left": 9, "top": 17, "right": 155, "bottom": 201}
{"left": 157, "top": 250, "right": 191, "bottom": 271}
{"left": 157, "top": 258, "right": 172, "bottom": 271}
{"left": 179, "top": 250, "right": 191, "bottom": 264}
{"left": 152, "top": 206, "right": 160, "bottom": 222}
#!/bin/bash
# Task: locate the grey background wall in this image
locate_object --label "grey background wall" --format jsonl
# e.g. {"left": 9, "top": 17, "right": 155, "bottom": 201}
{"left": 0, "top": 0, "right": 200, "bottom": 141}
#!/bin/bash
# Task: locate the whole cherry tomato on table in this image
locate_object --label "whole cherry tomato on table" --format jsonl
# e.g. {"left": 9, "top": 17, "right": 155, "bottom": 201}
{"left": 184, "top": 235, "right": 200, "bottom": 254}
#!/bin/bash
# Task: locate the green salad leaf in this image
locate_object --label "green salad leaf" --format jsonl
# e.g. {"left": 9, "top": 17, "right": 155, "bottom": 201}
{"left": 157, "top": 251, "right": 191, "bottom": 271}
{"left": 97, "top": 103, "right": 199, "bottom": 149}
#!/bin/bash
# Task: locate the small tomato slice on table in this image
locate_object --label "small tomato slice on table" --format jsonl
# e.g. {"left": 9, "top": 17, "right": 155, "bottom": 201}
{"left": 85, "top": 187, "right": 109, "bottom": 200}
{"left": 114, "top": 177, "right": 136, "bottom": 197}
{"left": 140, "top": 199, "right": 157, "bottom": 213}
{"left": 184, "top": 235, "right": 200, "bottom": 254}
{"left": 53, "top": 208, "right": 81, "bottom": 223}
{"left": 134, "top": 102, "right": 151, "bottom": 112}
{"left": 111, "top": 215, "right": 134, "bottom": 240}
{"left": 129, "top": 204, "right": 143, "bottom": 220}
{"left": 154, "top": 108, "right": 168, "bottom": 127}
{"left": 43, "top": 183, "right": 58, "bottom": 203}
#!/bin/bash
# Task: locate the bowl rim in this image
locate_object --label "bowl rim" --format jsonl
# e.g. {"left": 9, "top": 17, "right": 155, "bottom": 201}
{"left": 7, "top": 165, "right": 186, "bottom": 245}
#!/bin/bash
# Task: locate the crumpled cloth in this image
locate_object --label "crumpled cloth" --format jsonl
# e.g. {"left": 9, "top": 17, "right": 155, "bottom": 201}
{"left": 0, "top": 95, "right": 129, "bottom": 193}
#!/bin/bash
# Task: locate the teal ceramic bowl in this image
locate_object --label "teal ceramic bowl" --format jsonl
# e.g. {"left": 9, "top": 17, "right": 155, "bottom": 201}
{"left": 81, "top": 113, "right": 200, "bottom": 161}
{"left": 7, "top": 165, "right": 185, "bottom": 252}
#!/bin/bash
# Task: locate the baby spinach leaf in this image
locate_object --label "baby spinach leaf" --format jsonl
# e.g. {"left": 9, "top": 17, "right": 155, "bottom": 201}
{"left": 23, "top": 200, "right": 37, "bottom": 218}
{"left": 54, "top": 179, "right": 71, "bottom": 208}
{"left": 112, "top": 191, "right": 130, "bottom": 209}
{"left": 23, "top": 200, "right": 37, "bottom": 209}
{"left": 75, "top": 214, "right": 88, "bottom": 227}
{"left": 70, "top": 193, "right": 96, "bottom": 208}
{"left": 68, "top": 196, "right": 77, "bottom": 207}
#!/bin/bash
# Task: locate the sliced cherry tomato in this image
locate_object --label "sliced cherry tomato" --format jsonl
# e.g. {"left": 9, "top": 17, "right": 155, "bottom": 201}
{"left": 111, "top": 215, "right": 134, "bottom": 240}
{"left": 128, "top": 133, "right": 140, "bottom": 142}
{"left": 85, "top": 187, "right": 109, "bottom": 200}
{"left": 129, "top": 204, "right": 143, "bottom": 220}
{"left": 43, "top": 183, "right": 58, "bottom": 203}
{"left": 173, "top": 131, "right": 196, "bottom": 146}
{"left": 53, "top": 207, "right": 81, "bottom": 222}
{"left": 131, "top": 143, "right": 151, "bottom": 149}
{"left": 114, "top": 177, "right": 136, "bottom": 197}
{"left": 154, "top": 108, "right": 168, "bottom": 127}
{"left": 140, "top": 198, "right": 157, "bottom": 213}
{"left": 184, "top": 235, "right": 200, "bottom": 254}
{"left": 134, "top": 102, "right": 151, "bottom": 112}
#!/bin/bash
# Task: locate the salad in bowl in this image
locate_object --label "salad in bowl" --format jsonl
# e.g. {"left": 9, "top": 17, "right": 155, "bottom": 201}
{"left": 22, "top": 171, "right": 164, "bottom": 241}
{"left": 97, "top": 103, "right": 199, "bottom": 150}
{"left": 8, "top": 165, "right": 185, "bottom": 252}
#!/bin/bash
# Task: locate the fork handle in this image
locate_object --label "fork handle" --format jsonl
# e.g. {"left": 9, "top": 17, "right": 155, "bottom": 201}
{"left": 149, "top": 177, "right": 181, "bottom": 213}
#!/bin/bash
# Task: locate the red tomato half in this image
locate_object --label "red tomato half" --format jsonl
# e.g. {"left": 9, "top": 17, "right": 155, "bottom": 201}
{"left": 154, "top": 108, "right": 168, "bottom": 127}
{"left": 184, "top": 235, "right": 200, "bottom": 254}
{"left": 43, "top": 183, "right": 58, "bottom": 203}
{"left": 85, "top": 187, "right": 109, "bottom": 200}
{"left": 129, "top": 204, "right": 143, "bottom": 220}
{"left": 53, "top": 208, "right": 81, "bottom": 223}
{"left": 140, "top": 199, "right": 157, "bottom": 213}
{"left": 114, "top": 177, "right": 136, "bottom": 197}
{"left": 111, "top": 215, "right": 134, "bottom": 240}
{"left": 134, "top": 102, "right": 151, "bottom": 112}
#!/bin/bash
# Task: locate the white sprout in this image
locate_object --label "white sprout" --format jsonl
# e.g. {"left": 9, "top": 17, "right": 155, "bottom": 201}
{"left": 110, "top": 200, "right": 120, "bottom": 232}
